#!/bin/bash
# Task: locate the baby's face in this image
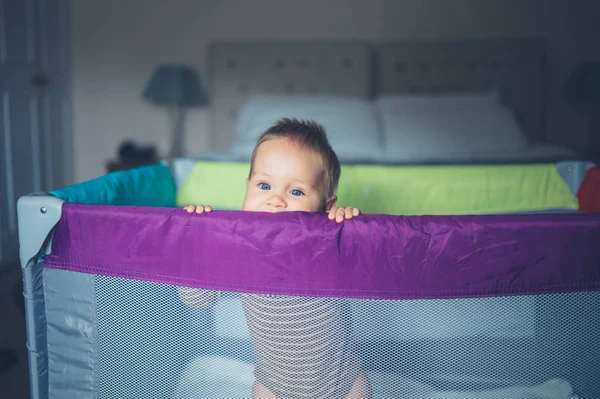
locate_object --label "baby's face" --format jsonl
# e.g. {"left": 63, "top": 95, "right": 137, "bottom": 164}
{"left": 242, "top": 137, "right": 333, "bottom": 213}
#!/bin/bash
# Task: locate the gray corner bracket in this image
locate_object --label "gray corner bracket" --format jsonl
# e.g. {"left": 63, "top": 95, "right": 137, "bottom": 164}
{"left": 17, "top": 193, "right": 65, "bottom": 269}
{"left": 555, "top": 161, "right": 595, "bottom": 196}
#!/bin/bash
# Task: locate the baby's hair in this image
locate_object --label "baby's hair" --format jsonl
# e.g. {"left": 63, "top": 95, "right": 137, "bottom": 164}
{"left": 249, "top": 118, "right": 341, "bottom": 198}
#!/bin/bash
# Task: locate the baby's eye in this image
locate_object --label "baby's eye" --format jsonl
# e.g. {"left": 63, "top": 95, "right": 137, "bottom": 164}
{"left": 259, "top": 183, "right": 271, "bottom": 190}
{"left": 289, "top": 189, "right": 304, "bottom": 197}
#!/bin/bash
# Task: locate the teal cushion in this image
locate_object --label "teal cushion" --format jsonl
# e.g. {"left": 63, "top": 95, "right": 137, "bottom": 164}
{"left": 51, "top": 163, "right": 176, "bottom": 207}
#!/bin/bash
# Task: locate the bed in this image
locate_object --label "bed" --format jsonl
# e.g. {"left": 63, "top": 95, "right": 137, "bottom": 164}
{"left": 15, "top": 40, "right": 600, "bottom": 399}
{"left": 205, "top": 39, "right": 579, "bottom": 165}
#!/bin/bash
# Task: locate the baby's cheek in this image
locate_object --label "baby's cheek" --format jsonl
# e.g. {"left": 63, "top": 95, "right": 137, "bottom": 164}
{"left": 242, "top": 199, "right": 256, "bottom": 211}
{"left": 242, "top": 194, "right": 264, "bottom": 211}
{"left": 303, "top": 197, "right": 327, "bottom": 213}
{"left": 241, "top": 196, "right": 253, "bottom": 211}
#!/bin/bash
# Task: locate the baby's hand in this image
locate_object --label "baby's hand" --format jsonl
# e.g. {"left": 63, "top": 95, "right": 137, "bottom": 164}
{"left": 328, "top": 206, "right": 360, "bottom": 223}
{"left": 183, "top": 204, "right": 213, "bottom": 214}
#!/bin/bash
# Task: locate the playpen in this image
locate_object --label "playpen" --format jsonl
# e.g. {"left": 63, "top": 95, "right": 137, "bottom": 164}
{"left": 17, "top": 159, "right": 600, "bottom": 399}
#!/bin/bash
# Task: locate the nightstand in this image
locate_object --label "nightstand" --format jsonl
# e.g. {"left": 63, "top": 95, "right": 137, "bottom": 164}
{"left": 105, "top": 160, "right": 158, "bottom": 174}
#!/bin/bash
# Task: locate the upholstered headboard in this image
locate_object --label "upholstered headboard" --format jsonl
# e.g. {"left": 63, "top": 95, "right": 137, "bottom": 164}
{"left": 208, "top": 42, "right": 372, "bottom": 150}
{"left": 377, "top": 39, "right": 546, "bottom": 143}
{"left": 208, "top": 39, "right": 546, "bottom": 149}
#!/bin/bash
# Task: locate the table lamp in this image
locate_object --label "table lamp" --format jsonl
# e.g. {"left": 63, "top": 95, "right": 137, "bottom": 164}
{"left": 143, "top": 64, "right": 209, "bottom": 158}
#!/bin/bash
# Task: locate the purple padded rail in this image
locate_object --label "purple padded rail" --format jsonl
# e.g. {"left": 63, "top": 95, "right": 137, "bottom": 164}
{"left": 43, "top": 203, "right": 600, "bottom": 299}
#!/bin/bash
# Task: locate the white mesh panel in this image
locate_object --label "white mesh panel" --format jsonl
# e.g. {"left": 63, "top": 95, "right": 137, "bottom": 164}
{"left": 95, "top": 275, "right": 599, "bottom": 399}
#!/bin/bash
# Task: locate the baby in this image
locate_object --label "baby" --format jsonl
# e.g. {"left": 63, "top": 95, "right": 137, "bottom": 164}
{"left": 179, "top": 118, "right": 372, "bottom": 399}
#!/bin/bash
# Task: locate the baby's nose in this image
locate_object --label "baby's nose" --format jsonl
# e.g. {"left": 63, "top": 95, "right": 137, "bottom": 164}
{"left": 267, "top": 194, "right": 286, "bottom": 208}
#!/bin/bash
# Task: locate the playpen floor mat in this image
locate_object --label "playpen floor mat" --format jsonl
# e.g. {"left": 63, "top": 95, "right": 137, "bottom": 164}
{"left": 174, "top": 356, "right": 581, "bottom": 399}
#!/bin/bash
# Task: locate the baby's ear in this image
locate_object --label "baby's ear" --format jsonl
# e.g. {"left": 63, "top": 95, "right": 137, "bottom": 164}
{"left": 325, "top": 196, "right": 338, "bottom": 211}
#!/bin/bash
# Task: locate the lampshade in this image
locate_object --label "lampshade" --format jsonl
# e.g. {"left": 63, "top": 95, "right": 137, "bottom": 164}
{"left": 143, "top": 64, "right": 209, "bottom": 107}
{"left": 562, "top": 62, "right": 600, "bottom": 104}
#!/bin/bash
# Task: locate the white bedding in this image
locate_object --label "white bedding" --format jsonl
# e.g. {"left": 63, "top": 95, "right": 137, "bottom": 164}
{"left": 514, "top": 143, "right": 578, "bottom": 161}
{"left": 174, "top": 356, "right": 582, "bottom": 399}
{"left": 197, "top": 142, "right": 577, "bottom": 166}
{"left": 214, "top": 94, "right": 579, "bottom": 165}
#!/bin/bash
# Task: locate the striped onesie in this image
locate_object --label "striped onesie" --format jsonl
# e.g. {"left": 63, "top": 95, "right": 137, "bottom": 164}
{"left": 177, "top": 287, "right": 362, "bottom": 399}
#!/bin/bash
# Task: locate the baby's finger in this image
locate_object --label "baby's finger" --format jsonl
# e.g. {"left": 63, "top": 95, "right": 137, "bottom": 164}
{"left": 205, "top": 205, "right": 213, "bottom": 213}
{"left": 195, "top": 205, "right": 205, "bottom": 214}
{"left": 344, "top": 207, "right": 353, "bottom": 219}
{"left": 328, "top": 207, "right": 337, "bottom": 220}
{"left": 184, "top": 205, "right": 196, "bottom": 213}
{"left": 336, "top": 207, "right": 345, "bottom": 223}
{"left": 352, "top": 208, "right": 360, "bottom": 217}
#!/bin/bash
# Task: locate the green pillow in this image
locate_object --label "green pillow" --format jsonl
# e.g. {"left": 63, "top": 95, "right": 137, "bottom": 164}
{"left": 177, "top": 161, "right": 578, "bottom": 215}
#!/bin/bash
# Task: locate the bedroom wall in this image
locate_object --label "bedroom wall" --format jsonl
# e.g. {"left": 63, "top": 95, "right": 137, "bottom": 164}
{"left": 72, "top": 0, "right": 599, "bottom": 183}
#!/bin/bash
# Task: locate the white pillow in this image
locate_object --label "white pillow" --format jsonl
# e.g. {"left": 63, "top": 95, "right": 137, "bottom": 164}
{"left": 231, "top": 94, "right": 383, "bottom": 161}
{"left": 378, "top": 105, "right": 529, "bottom": 163}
